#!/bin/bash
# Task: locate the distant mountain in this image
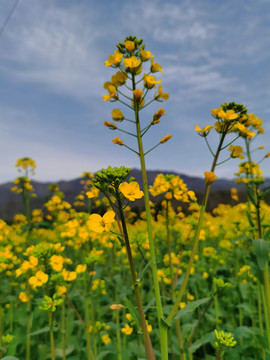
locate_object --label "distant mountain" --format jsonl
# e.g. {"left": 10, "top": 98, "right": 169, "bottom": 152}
{"left": 0, "top": 169, "right": 269, "bottom": 221}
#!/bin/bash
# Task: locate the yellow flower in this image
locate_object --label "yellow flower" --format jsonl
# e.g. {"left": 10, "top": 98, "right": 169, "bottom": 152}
{"left": 204, "top": 171, "right": 217, "bottom": 184}
{"left": 19, "top": 292, "right": 30, "bottom": 303}
{"left": 28, "top": 271, "right": 48, "bottom": 289}
{"left": 104, "top": 121, "right": 117, "bottom": 130}
{"left": 140, "top": 50, "right": 152, "bottom": 61}
{"left": 155, "top": 85, "right": 169, "bottom": 100}
{"left": 121, "top": 324, "right": 133, "bottom": 335}
{"left": 104, "top": 50, "right": 123, "bottom": 67}
{"left": 229, "top": 145, "right": 244, "bottom": 159}
{"left": 76, "top": 264, "right": 87, "bottom": 273}
{"left": 111, "top": 71, "right": 127, "bottom": 87}
{"left": 133, "top": 89, "right": 144, "bottom": 101}
{"left": 152, "top": 108, "right": 165, "bottom": 125}
{"left": 150, "top": 58, "right": 164, "bottom": 73}
{"left": 101, "top": 334, "right": 111, "bottom": 345}
{"left": 110, "top": 304, "right": 124, "bottom": 310}
{"left": 265, "top": 152, "right": 270, "bottom": 158}
{"left": 123, "top": 56, "right": 141, "bottom": 70}
{"left": 119, "top": 182, "right": 144, "bottom": 201}
{"left": 112, "top": 109, "right": 125, "bottom": 121}
{"left": 202, "top": 272, "right": 209, "bottom": 279}
{"left": 195, "top": 125, "right": 213, "bottom": 137}
{"left": 88, "top": 211, "right": 115, "bottom": 233}
{"left": 124, "top": 40, "right": 135, "bottom": 52}
{"left": 143, "top": 74, "right": 161, "bottom": 89}
{"left": 258, "top": 145, "right": 264, "bottom": 149}
{"left": 103, "top": 85, "right": 118, "bottom": 101}
{"left": 62, "top": 269, "right": 77, "bottom": 282}
{"left": 55, "top": 285, "right": 67, "bottom": 297}
{"left": 112, "top": 136, "right": 124, "bottom": 146}
{"left": 160, "top": 134, "right": 172, "bottom": 143}
{"left": 50, "top": 255, "right": 64, "bottom": 272}
{"left": 86, "top": 187, "right": 99, "bottom": 199}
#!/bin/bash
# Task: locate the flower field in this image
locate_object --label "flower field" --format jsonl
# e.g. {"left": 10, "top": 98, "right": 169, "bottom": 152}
{"left": 1, "top": 36, "right": 270, "bottom": 360}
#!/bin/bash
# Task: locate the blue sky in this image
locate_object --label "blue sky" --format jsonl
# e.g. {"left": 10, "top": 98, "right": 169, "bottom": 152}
{"left": 0, "top": 0, "right": 270, "bottom": 184}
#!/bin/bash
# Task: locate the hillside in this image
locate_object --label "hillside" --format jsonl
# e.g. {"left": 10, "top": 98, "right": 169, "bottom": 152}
{"left": 1, "top": 169, "right": 269, "bottom": 221}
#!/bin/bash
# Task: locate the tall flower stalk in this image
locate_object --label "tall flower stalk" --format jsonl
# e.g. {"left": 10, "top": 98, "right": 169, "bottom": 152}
{"left": 103, "top": 36, "right": 170, "bottom": 358}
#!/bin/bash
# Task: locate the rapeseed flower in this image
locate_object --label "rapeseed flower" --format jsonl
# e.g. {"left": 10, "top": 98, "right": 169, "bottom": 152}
{"left": 88, "top": 211, "right": 115, "bottom": 233}
{"left": 112, "top": 136, "right": 124, "bottom": 146}
{"left": 160, "top": 134, "right": 172, "bottom": 143}
{"left": 229, "top": 145, "right": 245, "bottom": 159}
{"left": 119, "top": 182, "right": 144, "bottom": 201}
{"left": 204, "top": 171, "right": 217, "bottom": 184}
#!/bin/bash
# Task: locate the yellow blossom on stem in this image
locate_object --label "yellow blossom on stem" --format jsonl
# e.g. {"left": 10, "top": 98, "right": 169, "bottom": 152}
{"left": 195, "top": 124, "right": 213, "bottom": 137}
{"left": 86, "top": 187, "right": 99, "bottom": 199}
{"left": 204, "top": 171, "right": 217, "bottom": 184}
{"left": 124, "top": 40, "right": 135, "bottom": 52}
{"left": 119, "top": 182, "right": 144, "bottom": 201}
{"left": 88, "top": 210, "right": 115, "bottom": 233}
{"left": 104, "top": 50, "right": 123, "bottom": 67}
{"left": 229, "top": 145, "right": 245, "bottom": 159}
{"left": 152, "top": 108, "right": 165, "bottom": 125}
{"left": 104, "top": 121, "right": 117, "bottom": 130}
{"left": 112, "top": 109, "right": 125, "bottom": 121}
{"left": 123, "top": 56, "right": 141, "bottom": 70}
{"left": 111, "top": 71, "right": 127, "bottom": 87}
{"left": 103, "top": 85, "right": 118, "bottom": 101}
{"left": 28, "top": 271, "right": 48, "bottom": 289}
{"left": 19, "top": 292, "right": 30, "bottom": 303}
{"left": 110, "top": 304, "right": 124, "bottom": 310}
{"left": 112, "top": 136, "right": 124, "bottom": 146}
{"left": 143, "top": 74, "right": 161, "bottom": 89}
{"left": 140, "top": 50, "right": 152, "bottom": 61}
{"left": 62, "top": 269, "right": 77, "bottom": 281}
{"left": 50, "top": 255, "right": 64, "bottom": 272}
{"left": 76, "top": 264, "right": 87, "bottom": 273}
{"left": 133, "top": 89, "right": 144, "bottom": 101}
{"left": 121, "top": 324, "right": 133, "bottom": 335}
{"left": 150, "top": 58, "right": 164, "bottom": 73}
{"left": 155, "top": 85, "right": 169, "bottom": 100}
{"left": 160, "top": 134, "right": 172, "bottom": 143}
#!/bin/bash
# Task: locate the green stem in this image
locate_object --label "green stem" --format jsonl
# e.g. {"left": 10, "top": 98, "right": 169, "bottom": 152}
{"left": 166, "top": 131, "right": 227, "bottom": 323}
{"left": 84, "top": 274, "right": 93, "bottom": 360}
{"left": 245, "top": 138, "right": 270, "bottom": 348}
{"left": 116, "top": 195, "right": 156, "bottom": 360}
{"left": 49, "top": 311, "right": 55, "bottom": 360}
{"left": 261, "top": 284, "right": 270, "bottom": 351}
{"left": 61, "top": 302, "right": 66, "bottom": 360}
{"left": 25, "top": 300, "right": 32, "bottom": 360}
{"left": 132, "top": 73, "right": 168, "bottom": 359}
{"left": 213, "top": 282, "right": 219, "bottom": 328}
{"left": 90, "top": 298, "right": 97, "bottom": 357}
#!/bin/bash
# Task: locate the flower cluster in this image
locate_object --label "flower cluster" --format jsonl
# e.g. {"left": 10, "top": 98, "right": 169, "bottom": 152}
{"left": 103, "top": 35, "right": 171, "bottom": 154}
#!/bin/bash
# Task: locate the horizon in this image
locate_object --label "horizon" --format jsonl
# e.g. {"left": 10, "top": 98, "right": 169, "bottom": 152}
{"left": 1, "top": 0, "right": 270, "bottom": 183}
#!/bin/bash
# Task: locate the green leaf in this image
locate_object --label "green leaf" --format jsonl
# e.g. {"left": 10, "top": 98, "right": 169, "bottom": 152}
{"left": 246, "top": 187, "right": 256, "bottom": 206}
{"left": 188, "top": 331, "right": 215, "bottom": 353}
{"left": 123, "top": 297, "right": 141, "bottom": 332}
{"left": 96, "top": 351, "right": 116, "bottom": 359}
{"left": 174, "top": 298, "right": 210, "bottom": 320}
{"left": 260, "top": 187, "right": 270, "bottom": 200}
{"left": 234, "top": 326, "right": 254, "bottom": 338}
{"left": 252, "top": 239, "right": 270, "bottom": 270}
{"left": 55, "top": 345, "right": 75, "bottom": 358}
{"left": 1, "top": 357, "right": 20, "bottom": 360}
{"left": 28, "top": 326, "right": 50, "bottom": 337}
{"left": 264, "top": 229, "right": 270, "bottom": 240}
{"left": 138, "top": 259, "right": 153, "bottom": 281}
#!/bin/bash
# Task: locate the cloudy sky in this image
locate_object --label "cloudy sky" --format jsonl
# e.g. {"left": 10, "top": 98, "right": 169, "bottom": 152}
{"left": 0, "top": 0, "right": 270, "bottom": 184}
